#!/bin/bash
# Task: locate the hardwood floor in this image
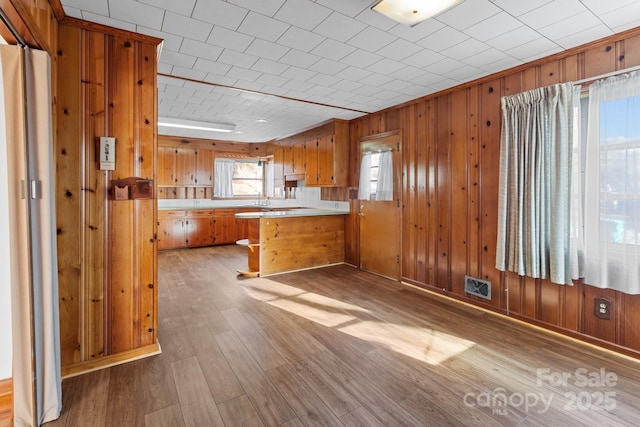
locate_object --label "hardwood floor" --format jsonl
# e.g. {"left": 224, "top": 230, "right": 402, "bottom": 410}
{"left": 46, "top": 245, "right": 640, "bottom": 426}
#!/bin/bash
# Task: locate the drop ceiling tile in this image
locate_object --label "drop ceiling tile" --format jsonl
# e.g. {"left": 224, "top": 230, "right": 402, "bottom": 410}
{"left": 491, "top": 0, "right": 553, "bottom": 16}
{"left": 160, "top": 49, "right": 197, "bottom": 68}
{"left": 464, "top": 12, "right": 523, "bottom": 42}
{"left": 462, "top": 46, "right": 511, "bottom": 69}
{"left": 180, "top": 39, "right": 223, "bottom": 61}
{"left": 171, "top": 66, "right": 208, "bottom": 81}
{"left": 139, "top": 0, "right": 196, "bottom": 16}
{"left": 569, "top": 0, "right": 637, "bottom": 16}
{"left": 282, "top": 79, "right": 314, "bottom": 92}
{"left": 612, "top": 17, "right": 640, "bottom": 33}
{"left": 601, "top": 2, "right": 640, "bottom": 31}
{"left": 279, "top": 49, "right": 321, "bottom": 68}
{"left": 537, "top": 10, "right": 604, "bottom": 42}
{"left": 63, "top": 6, "right": 82, "bottom": 19}
{"left": 485, "top": 25, "right": 543, "bottom": 51}
{"left": 347, "top": 26, "right": 396, "bottom": 52}
{"left": 280, "top": 66, "right": 317, "bottom": 82}
{"left": 367, "top": 58, "right": 406, "bottom": 75}
{"left": 162, "top": 11, "right": 213, "bottom": 41}
{"left": 227, "top": 0, "right": 286, "bottom": 17}
{"left": 204, "top": 73, "right": 239, "bottom": 87}
{"left": 355, "top": 6, "right": 397, "bottom": 32}
{"left": 359, "top": 73, "right": 394, "bottom": 87}
{"left": 308, "top": 58, "right": 349, "bottom": 74}
{"left": 519, "top": 0, "right": 590, "bottom": 29}
{"left": 447, "top": 64, "right": 485, "bottom": 82}
{"left": 314, "top": 0, "right": 370, "bottom": 18}
{"left": 428, "top": 58, "right": 467, "bottom": 75}
{"left": 63, "top": 0, "right": 108, "bottom": 15}
{"left": 388, "top": 18, "right": 446, "bottom": 43}
{"left": 436, "top": 0, "right": 501, "bottom": 31}
{"left": 307, "top": 73, "right": 341, "bottom": 87}
{"left": 306, "top": 85, "right": 336, "bottom": 97}
{"left": 376, "top": 38, "right": 423, "bottom": 61}
{"left": 341, "top": 49, "right": 384, "bottom": 68}
{"left": 277, "top": 26, "right": 326, "bottom": 51}
{"left": 480, "top": 57, "right": 522, "bottom": 74}
{"left": 274, "top": 0, "right": 333, "bottom": 30}
{"left": 192, "top": 1, "right": 248, "bottom": 30}
{"left": 446, "top": 39, "right": 491, "bottom": 61}
{"left": 335, "top": 66, "right": 371, "bottom": 81}
{"left": 193, "top": 58, "right": 232, "bottom": 75}
{"left": 245, "top": 39, "right": 290, "bottom": 61}
{"left": 207, "top": 27, "right": 254, "bottom": 52}
{"left": 314, "top": 12, "right": 368, "bottom": 43}
{"left": 255, "top": 73, "right": 289, "bottom": 87}
{"left": 237, "top": 12, "right": 290, "bottom": 42}
{"left": 80, "top": 12, "right": 137, "bottom": 32}
{"left": 555, "top": 24, "right": 613, "bottom": 49}
{"left": 158, "top": 62, "right": 174, "bottom": 74}
{"left": 506, "top": 37, "right": 562, "bottom": 62}
{"left": 138, "top": 26, "right": 183, "bottom": 51}
{"left": 311, "top": 39, "right": 356, "bottom": 61}
{"left": 402, "top": 48, "right": 445, "bottom": 68}
{"left": 393, "top": 65, "right": 427, "bottom": 82}
{"left": 218, "top": 49, "right": 259, "bottom": 68}
{"left": 418, "top": 26, "right": 469, "bottom": 52}
{"left": 227, "top": 66, "right": 263, "bottom": 82}
{"left": 251, "top": 58, "right": 290, "bottom": 75}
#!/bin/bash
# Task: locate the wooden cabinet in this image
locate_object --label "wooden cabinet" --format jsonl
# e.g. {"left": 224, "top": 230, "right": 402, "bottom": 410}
{"left": 284, "top": 143, "right": 305, "bottom": 177}
{"left": 186, "top": 210, "right": 215, "bottom": 247}
{"left": 157, "top": 147, "right": 214, "bottom": 187}
{"left": 213, "top": 209, "right": 237, "bottom": 245}
{"left": 304, "top": 123, "right": 348, "bottom": 187}
{"left": 158, "top": 210, "right": 186, "bottom": 250}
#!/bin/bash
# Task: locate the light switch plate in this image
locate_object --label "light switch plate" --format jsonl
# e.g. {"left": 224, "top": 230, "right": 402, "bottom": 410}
{"left": 99, "top": 137, "right": 116, "bottom": 170}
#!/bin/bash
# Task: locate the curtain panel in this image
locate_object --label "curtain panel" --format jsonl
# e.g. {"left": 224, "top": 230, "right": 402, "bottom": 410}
{"left": 358, "top": 152, "right": 371, "bottom": 200}
{"left": 214, "top": 158, "right": 234, "bottom": 197}
{"left": 376, "top": 150, "right": 394, "bottom": 201}
{"left": 496, "top": 83, "right": 580, "bottom": 285}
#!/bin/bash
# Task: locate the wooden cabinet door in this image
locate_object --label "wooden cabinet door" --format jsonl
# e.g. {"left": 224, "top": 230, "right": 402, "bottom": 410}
{"left": 195, "top": 148, "right": 214, "bottom": 186}
{"left": 213, "top": 212, "right": 237, "bottom": 244}
{"left": 158, "top": 146, "right": 176, "bottom": 185}
{"left": 283, "top": 145, "right": 295, "bottom": 175}
{"left": 305, "top": 138, "right": 319, "bottom": 185}
{"left": 157, "top": 218, "right": 185, "bottom": 249}
{"left": 186, "top": 216, "right": 213, "bottom": 247}
{"left": 293, "top": 143, "right": 306, "bottom": 174}
{"left": 317, "top": 135, "right": 335, "bottom": 186}
{"left": 175, "top": 147, "right": 195, "bottom": 186}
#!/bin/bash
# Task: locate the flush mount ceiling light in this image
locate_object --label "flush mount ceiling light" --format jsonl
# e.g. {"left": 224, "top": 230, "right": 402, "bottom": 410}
{"left": 158, "top": 117, "right": 235, "bottom": 133}
{"left": 372, "top": 0, "right": 462, "bottom": 26}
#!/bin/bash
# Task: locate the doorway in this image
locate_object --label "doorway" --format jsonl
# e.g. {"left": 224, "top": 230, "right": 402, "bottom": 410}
{"left": 358, "top": 132, "right": 401, "bottom": 281}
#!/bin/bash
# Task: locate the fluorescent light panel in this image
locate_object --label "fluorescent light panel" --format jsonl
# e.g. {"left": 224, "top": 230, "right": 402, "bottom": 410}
{"left": 372, "top": 0, "right": 462, "bottom": 26}
{"left": 158, "top": 117, "right": 235, "bottom": 133}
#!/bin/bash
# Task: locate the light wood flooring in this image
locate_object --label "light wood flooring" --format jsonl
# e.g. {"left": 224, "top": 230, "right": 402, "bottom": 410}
{"left": 46, "top": 245, "right": 640, "bottom": 426}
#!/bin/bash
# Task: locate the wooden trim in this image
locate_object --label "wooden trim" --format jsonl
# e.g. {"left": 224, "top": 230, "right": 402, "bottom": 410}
{"left": 48, "top": 0, "right": 66, "bottom": 22}
{"left": 0, "top": 0, "right": 40, "bottom": 47}
{"left": 0, "top": 378, "right": 12, "bottom": 425}
{"left": 60, "top": 16, "right": 162, "bottom": 46}
{"left": 61, "top": 342, "right": 161, "bottom": 379}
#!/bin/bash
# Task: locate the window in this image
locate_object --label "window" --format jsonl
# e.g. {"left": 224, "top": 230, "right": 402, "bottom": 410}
{"left": 232, "top": 160, "right": 264, "bottom": 196}
{"left": 358, "top": 151, "right": 393, "bottom": 201}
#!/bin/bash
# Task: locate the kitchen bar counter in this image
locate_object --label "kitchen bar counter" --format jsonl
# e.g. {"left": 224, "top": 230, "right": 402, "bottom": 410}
{"left": 235, "top": 208, "right": 348, "bottom": 218}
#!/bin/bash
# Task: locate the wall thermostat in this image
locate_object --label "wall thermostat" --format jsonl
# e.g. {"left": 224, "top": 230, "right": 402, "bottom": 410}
{"left": 99, "top": 136, "right": 116, "bottom": 170}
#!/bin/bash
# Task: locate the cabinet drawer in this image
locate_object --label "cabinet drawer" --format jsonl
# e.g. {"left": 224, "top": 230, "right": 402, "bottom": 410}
{"left": 213, "top": 208, "right": 236, "bottom": 215}
{"left": 188, "top": 209, "right": 215, "bottom": 217}
{"left": 158, "top": 210, "right": 186, "bottom": 219}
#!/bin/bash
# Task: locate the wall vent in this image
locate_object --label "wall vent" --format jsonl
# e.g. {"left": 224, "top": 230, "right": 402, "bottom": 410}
{"left": 464, "top": 276, "right": 491, "bottom": 300}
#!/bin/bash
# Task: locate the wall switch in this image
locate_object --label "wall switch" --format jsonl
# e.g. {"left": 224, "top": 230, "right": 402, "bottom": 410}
{"left": 99, "top": 137, "right": 116, "bottom": 170}
{"left": 594, "top": 298, "right": 611, "bottom": 320}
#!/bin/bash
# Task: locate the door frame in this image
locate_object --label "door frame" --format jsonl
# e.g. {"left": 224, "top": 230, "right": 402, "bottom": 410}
{"left": 357, "top": 130, "right": 402, "bottom": 281}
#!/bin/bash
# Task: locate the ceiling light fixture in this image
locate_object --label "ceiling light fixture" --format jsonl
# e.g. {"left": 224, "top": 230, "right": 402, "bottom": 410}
{"left": 158, "top": 117, "right": 235, "bottom": 133}
{"left": 372, "top": 0, "right": 462, "bottom": 27}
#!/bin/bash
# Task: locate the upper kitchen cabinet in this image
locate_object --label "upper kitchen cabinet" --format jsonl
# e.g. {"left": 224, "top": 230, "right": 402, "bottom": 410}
{"left": 304, "top": 120, "right": 349, "bottom": 187}
{"left": 158, "top": 146, "right": 214, "bottom": 187}
{"left": 283, "top": 143, "right": 306, "bottom": 179}
{"left": 195, "top": 148, "right": 214, "bottom": 186}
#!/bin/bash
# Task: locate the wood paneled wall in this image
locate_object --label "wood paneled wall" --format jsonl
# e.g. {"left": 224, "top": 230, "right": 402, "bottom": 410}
{"left": 347, "top": 28, "right": 640, "bottom": 356}
{"left": 56, "top": 22, "right": 161, "bottom": 373}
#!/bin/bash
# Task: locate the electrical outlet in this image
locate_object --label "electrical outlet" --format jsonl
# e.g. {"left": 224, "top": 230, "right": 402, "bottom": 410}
{"left": 594, "top": 298, "right": 611, "bottom": 320}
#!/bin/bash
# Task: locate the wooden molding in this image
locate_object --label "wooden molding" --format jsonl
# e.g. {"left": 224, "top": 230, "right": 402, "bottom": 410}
{"left": 0, "top": 0, "right": 40, "bottom": 47}
{"left": 61, "top": 342, "right": 161, "bottom": 379}
{"left": 48, "top": 0, "right": 66, "bottom": 22}
{"left": 60, "top": 16, "right": 162, "bottom": 46}
{"left": 0, "top": 377, "right": 12, "bottom": 425}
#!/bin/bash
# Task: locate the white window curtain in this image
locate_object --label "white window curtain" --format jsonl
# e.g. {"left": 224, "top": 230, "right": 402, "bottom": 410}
{"left": 582, "top": 71, "right": 640, "bottom": 294}
{"left": 358, "top": 152, "right": 371, "bottom": 200}
{"left": 265, "top": 160, "right": 275, "bottom": 197}
{"left": 496, "top": 83, "right": 580, "bottom": 285}
{"left": 214, "top": 158, "right": 234, "bottom": 197}
{"left": 376, "top": 150, "right": 394, "bottom": 201}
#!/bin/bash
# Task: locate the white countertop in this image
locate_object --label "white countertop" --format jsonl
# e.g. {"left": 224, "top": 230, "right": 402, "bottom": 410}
{"left": 235, "top": 208, "right": 349, "bottom": 218}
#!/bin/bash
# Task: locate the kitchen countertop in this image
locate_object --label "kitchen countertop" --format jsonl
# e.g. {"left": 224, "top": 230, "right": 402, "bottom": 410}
{"left": 235, "top": 208, "right": 349, "bottom": 218}
{"left": 158, "top": 204, "right": 289, "bottom": 211}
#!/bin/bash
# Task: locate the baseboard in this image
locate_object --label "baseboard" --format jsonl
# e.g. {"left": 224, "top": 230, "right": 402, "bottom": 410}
{"left": 0, "top": 378, "right": 12, "bottom": 427}
{"left": 61, "top": 342, "right": 162, "bottom": 379}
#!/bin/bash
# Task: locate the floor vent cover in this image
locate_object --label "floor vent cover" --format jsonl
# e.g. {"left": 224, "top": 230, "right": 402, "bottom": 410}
{"left": 464, "top": 276, "right": 491, "bottom": 300}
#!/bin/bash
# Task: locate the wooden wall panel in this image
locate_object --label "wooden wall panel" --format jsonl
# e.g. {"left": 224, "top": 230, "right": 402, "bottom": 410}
{"left": 347, "top": 26, "right": 640, "bottom": 356}
{"left": 56, "top": 22, "right": 160, "bottom": 372}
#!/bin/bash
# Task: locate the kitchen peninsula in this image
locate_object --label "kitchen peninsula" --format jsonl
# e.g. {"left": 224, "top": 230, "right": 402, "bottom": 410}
{"left": 235, "top": 208, "right": 347, "bottom": 277}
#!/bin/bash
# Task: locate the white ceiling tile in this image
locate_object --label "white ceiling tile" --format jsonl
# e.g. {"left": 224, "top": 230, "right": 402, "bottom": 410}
{"left": 334, "top": 66, "right": 371, "bottom": 81}
{"left": 274, "top": 0, "right": 333, "bottom": 30}
{"left": 160, "top": 49, "right": 197, "bottom": 68}
{"left": 237, "top": 12, "right": 290, "bottom": 42}
{"left": 554, "top": 24, "right": 613, "bottom": 49}
{"left": 341, "top": 49, "right": 384, "bottom": 68}
{"left": 612, "top": 17, "right": 640, "bottom": 33}
{"left": 347, "top": 26, "right": 396, "bottom": 52}
{"left": 158, "top": 62, "right": 173, "bottom": 74}
{"left": 436, "top": 0, "right": 501, "bottom": 31}
{"left": 192, "top": 1, "right": 248, "bottom": 30}
{"left": 485, "top": 25, "right": 543, "bottom": 51}
{"left": 306, "top": 85, "right": 336, "bottom": 97}
{"left": 389, "top": 18, "right": 446, "bottom": 43}
{"left": 227, "top": 0, "right": 286, "bottom": 17}
{"left": 277, "top": 27, "right": 326, "bottom": 51}
{"left": 162, "top": 11, "right": 213, "bottom": 41}
{"left": 255, "top": 73, "right": 289, "bottom": 87}
{"left": 491, "top": 0, "right": 553, "bottom": 16}
{"left": 80, "top": 12, "right": 137, "bottom": 32}
{"left": 464, "top": 12, "right": 523, "bottom": 42}
{"left": 171, "top": 66, "right": 208, "bottom": 81}
{"left": 180, "top": 39, "right": 223, "bottom": 61}
{"left": 63, "top": 6, "right": 82, "bottom": 19}
{"left": 446, "top": 64, "right": 484, "bottom": 82}
{"left": 428, "top": 58, "right": 467, "bottom": 75}
{"left": 280, "top": 66, "right": 317, "bottom": 81}
{"left": 227, "top": 66, "right": 263, "bottom": 82}
{"left": 393, "top": 65, "right": 428, "bottom": 82}
{"left": 314, "top": 12, "right": 368, "bottom": 42}
{"left": 479, "top": 56, "right": 522, "bottom": 74}
{"left": 519, "top": 0, "right": 590, "bottom": 29}
{"left": 307, "top": 73, "right": 341, "bottom": 87}
{"left": 367, "top": 58, "right": 406, "bottom": 75}
{"left": 251, "top": 58, "right": 290, "bottom": 75}
{"left": 193, "top": 58, "right": 232, "bottom": 75}
{"left": 314, "top": 0, "right": 371, "bottom": 18}
{"left": 139, "top": 0, "right": 196, "bottom": 16}
{"left": 355, "top": 6, "right": 397, "bottom": 31}
{"left": 359, "top": 73, "right": 394, "bottom": 87}
{"left": 418, "top": 26, "right": 469, "bottom": 52}
{"left": 279, "top": 49, "right": 320, "bottom": 68}
{"left": 576, "top": 0, "right": 638, "bottom": 15}
{"left": 204, "top": 73, "right": 240, "bottom": 87}
{"left": 402, "top": 49, "right": 445, "bottom": 68}
{"left": 63, "top": 0, "right": 108, "bottom": 15}
{"left": 537, "top": 10, "right": 604, "bottom": 41}
{"left": 245, "top": 39, "right": 290, "bottom": 60}
{"left": 218, "top": 49, "right": 259, "bottom": 68}
{"left": 506, "top": 37, "right": 562, "bottom": 62}
{"left": 308, "top": 58, "right": 349, "bottom": 74}
{"left": 601, "top": 2, "right": 640, "bottom": 31}
{"left": 137, "top": 26, "right": 183, "bottom": 51}
{"left": 207, "top": 26, "right": 254, "bottom": 52}
{"left": 376, "top": 38, "right": 423, "bottom": 61}
{"left": 282, "top": 80, "right": 314, "bottom": 92}
{"left": 311, "top": 39, "right": 356, "bottom": 61}
{"left": 446, "top": 39, "right": 491, "bottom": 61}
